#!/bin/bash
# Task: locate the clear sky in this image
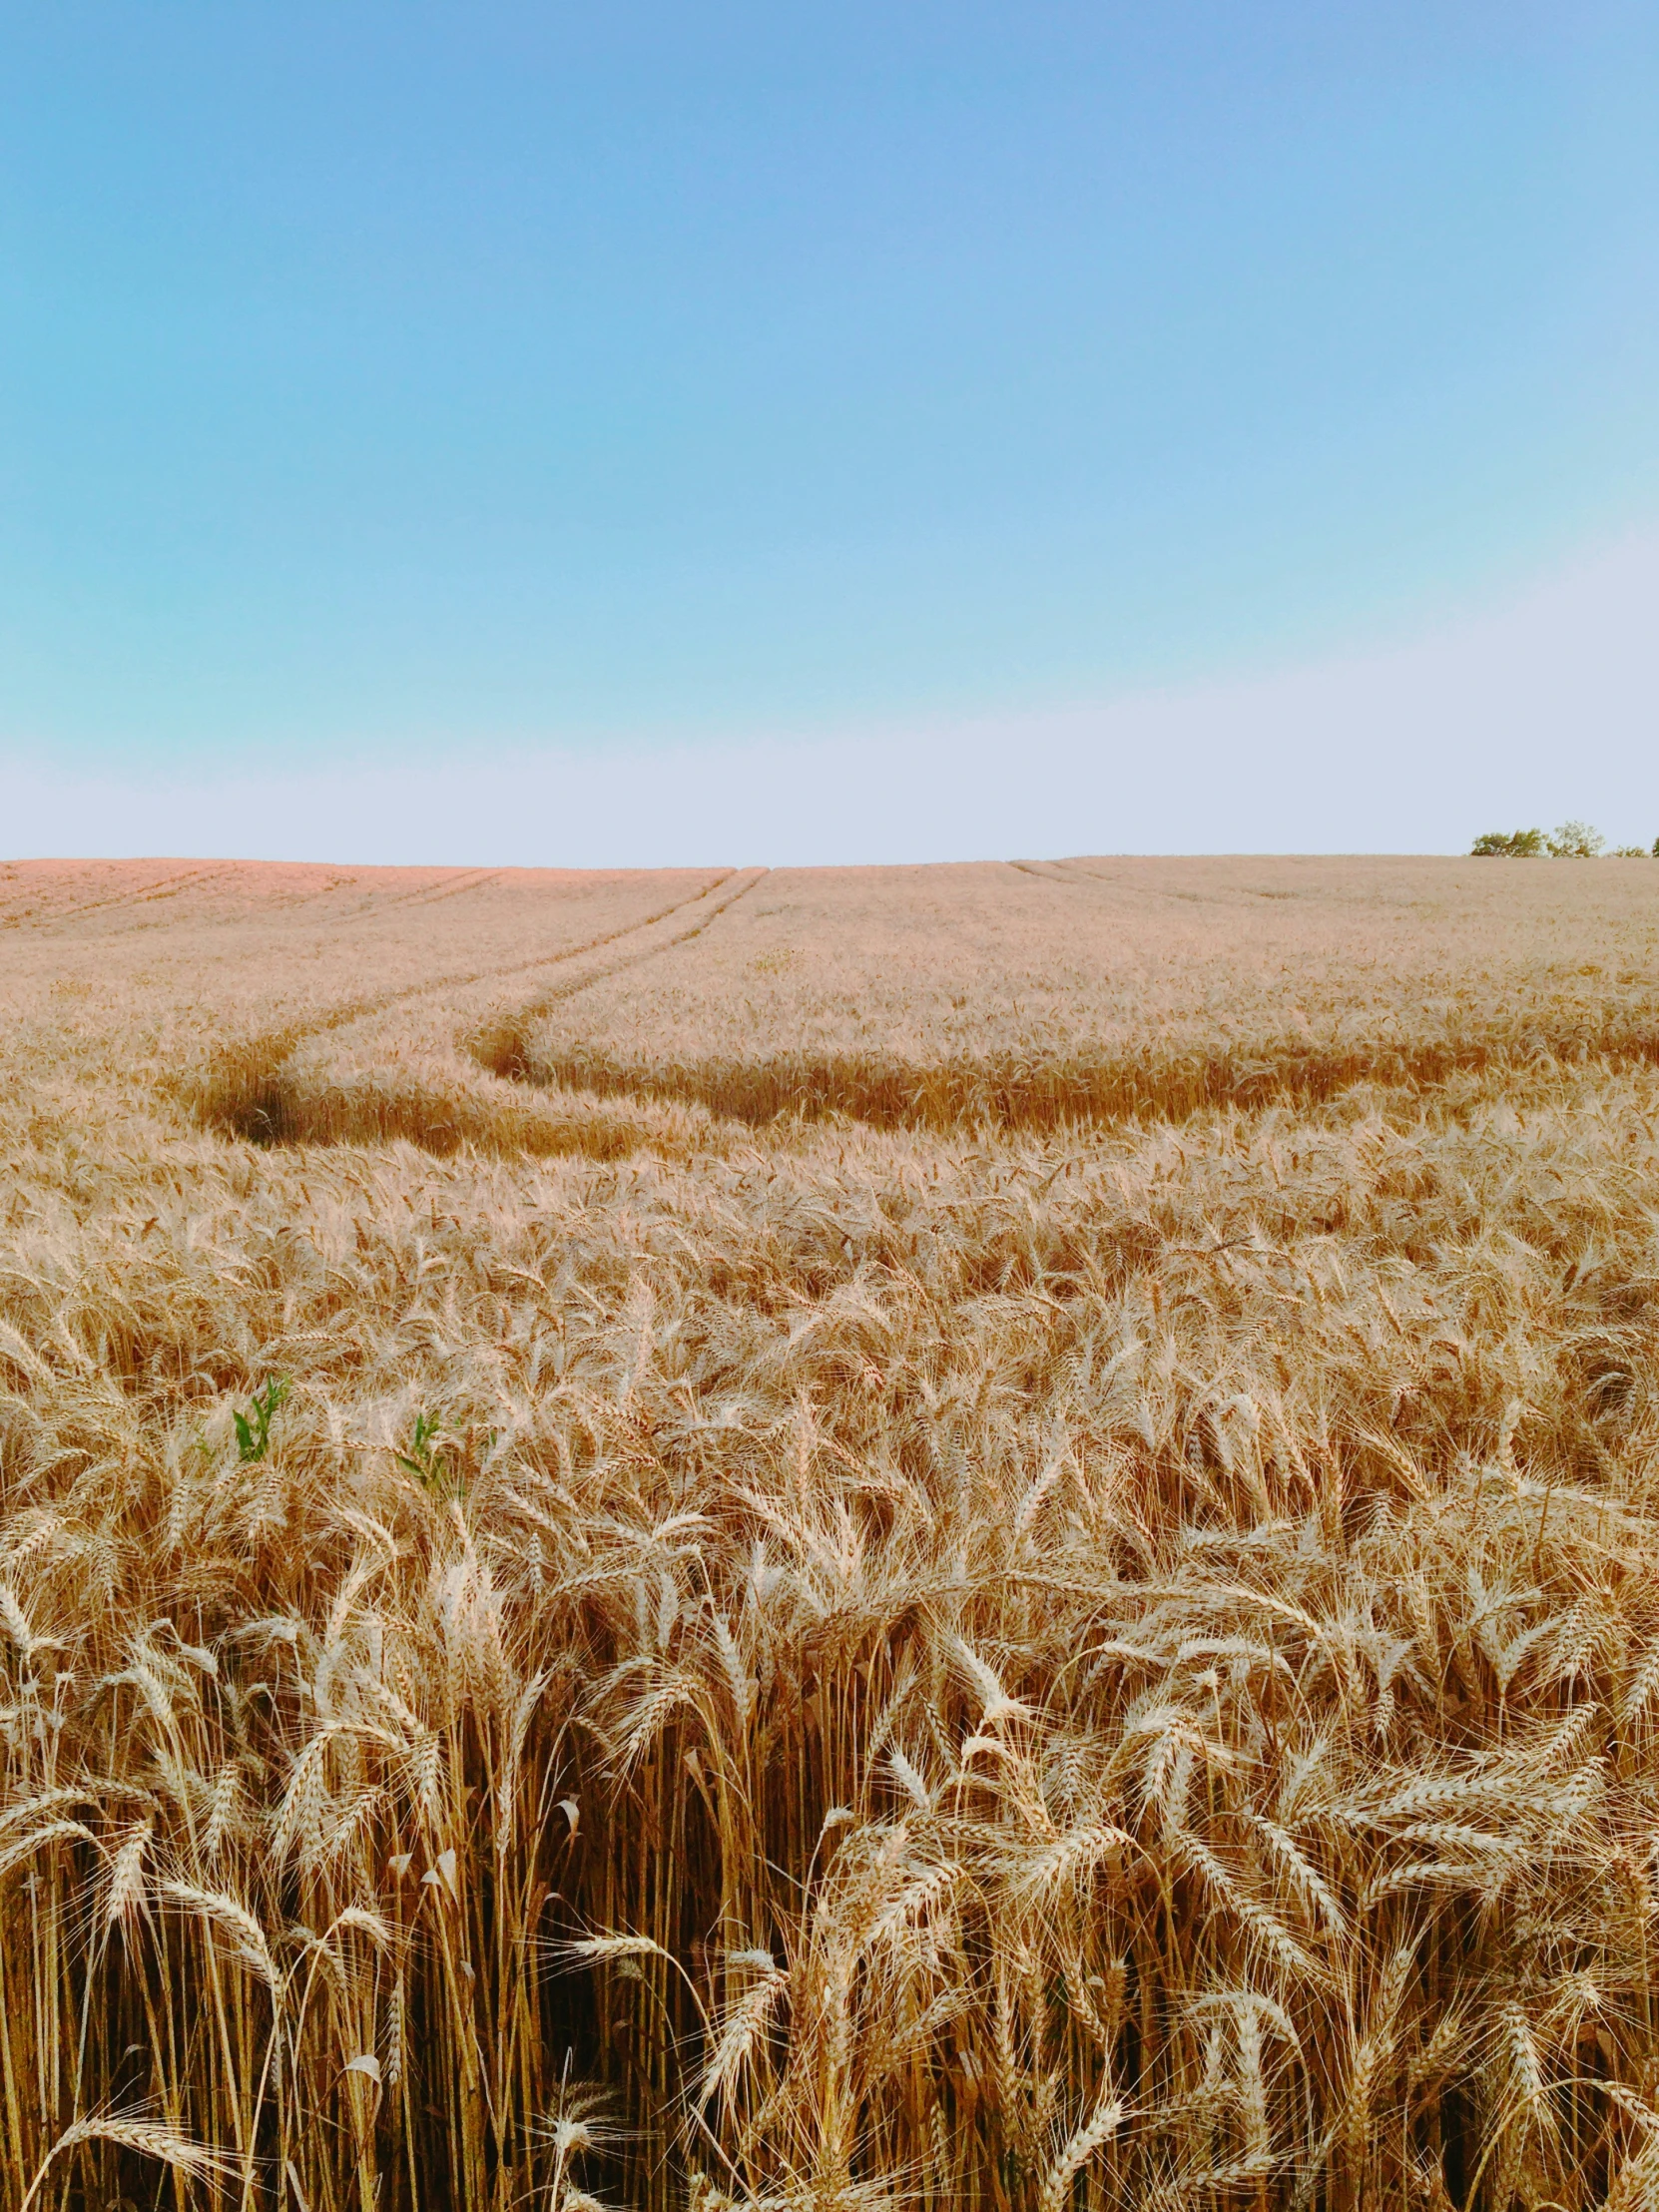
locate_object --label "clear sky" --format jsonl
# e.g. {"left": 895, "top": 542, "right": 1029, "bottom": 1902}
{"left": 4, "top": 3, "right": 1657, "bottom": 859}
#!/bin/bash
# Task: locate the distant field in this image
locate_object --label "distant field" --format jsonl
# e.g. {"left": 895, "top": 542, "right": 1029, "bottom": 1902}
{"left": 4, "top": 852, "right": 1659, "bottom": 2210}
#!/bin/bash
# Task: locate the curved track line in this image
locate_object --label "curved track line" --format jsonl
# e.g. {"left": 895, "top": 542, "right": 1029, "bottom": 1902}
{"left": 334, "top": 866, "right": 505, "bottom": 921}
{"left": 190, "top": 871, "right": 749, "bottom": 1137}
{"left": 475, "top": 866, "right": 770, "bottom": 1085}
{"left": 335, "top": 869, "right": 747, "bottom": 1030}
{"left": 2, "top": 862, "right": 241, "bottom": 930}
{"left": 300, "top": 872, "right": 741, "bottom": 1037}
{"left": 514, "top": 867, "right": 769, "bottom": 1013}
{"left": 1006, "top": 859, "right": 1083, "bottom": 886}
{"left": 1049, "top": 857, "right": 1243, "bottom": 906}
{"left": 382, "top": 865, "right": 503, "bottom": 910}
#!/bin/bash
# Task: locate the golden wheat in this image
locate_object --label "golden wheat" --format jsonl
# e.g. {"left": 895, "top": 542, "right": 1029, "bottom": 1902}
{"left": 2, "top": 854, "right": 1659, "bottom": 2208}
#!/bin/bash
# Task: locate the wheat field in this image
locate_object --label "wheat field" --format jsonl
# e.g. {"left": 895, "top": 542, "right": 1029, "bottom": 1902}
{"left": 5, "top": 851, "right": 1659, "bottom": 2212}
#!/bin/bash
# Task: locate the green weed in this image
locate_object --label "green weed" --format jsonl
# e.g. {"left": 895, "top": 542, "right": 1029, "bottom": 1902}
{"left": 233, "top": 1376, "right": 289, "bottom": 1463}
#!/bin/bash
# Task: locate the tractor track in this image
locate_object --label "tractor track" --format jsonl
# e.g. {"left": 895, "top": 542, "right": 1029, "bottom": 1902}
{"left": 192, "top": 869, "right": 754, "bottom": 1143}
{"left": 475, "top": 866, "right": 769, "bottom": 1075}
{"left": 1, "top": 862, "right": 243, "bottom": 930}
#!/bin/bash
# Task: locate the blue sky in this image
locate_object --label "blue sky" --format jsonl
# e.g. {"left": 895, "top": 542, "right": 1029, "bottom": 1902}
{"left": 4, "top": 3, "right": 1657, "bottom": 855}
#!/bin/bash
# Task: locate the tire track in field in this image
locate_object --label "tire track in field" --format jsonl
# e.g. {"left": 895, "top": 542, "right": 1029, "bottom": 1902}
{"left": 1049, "top": 857, "right": 1289, "bottom": 909}
{"left": 288, "top": 870, "right": 741, "bottom": 1038}
{"left": 331, "top": 869, "right": 746, "bottom": 1027}
{"left": 1, "top": 862, "right": 242, "bottom": 930}
{"left": 334, "top": 866, "right": 505, "bottom": 920}
{"left": 1012, "top": 858, "right": 1240, "bottom": 909}
{"left": 1006, "top": 859, "right": 1087, "bottom": 887}
{"left": 471, "top": 867, "right": 770, "bottom": 1079}
{"left": 1009, "top": 857, "right": 1155, "bottom": 893}
{"left": 191, "top": 870, "right": 744, "bottom": 1140}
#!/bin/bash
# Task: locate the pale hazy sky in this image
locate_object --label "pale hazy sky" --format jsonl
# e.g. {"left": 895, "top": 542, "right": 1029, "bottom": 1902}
{"left": 16, "top": 529, "right": 1658, "bottom": 863}
{"left": 4, "top": 3, "right": 1657, "bottom": 860}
